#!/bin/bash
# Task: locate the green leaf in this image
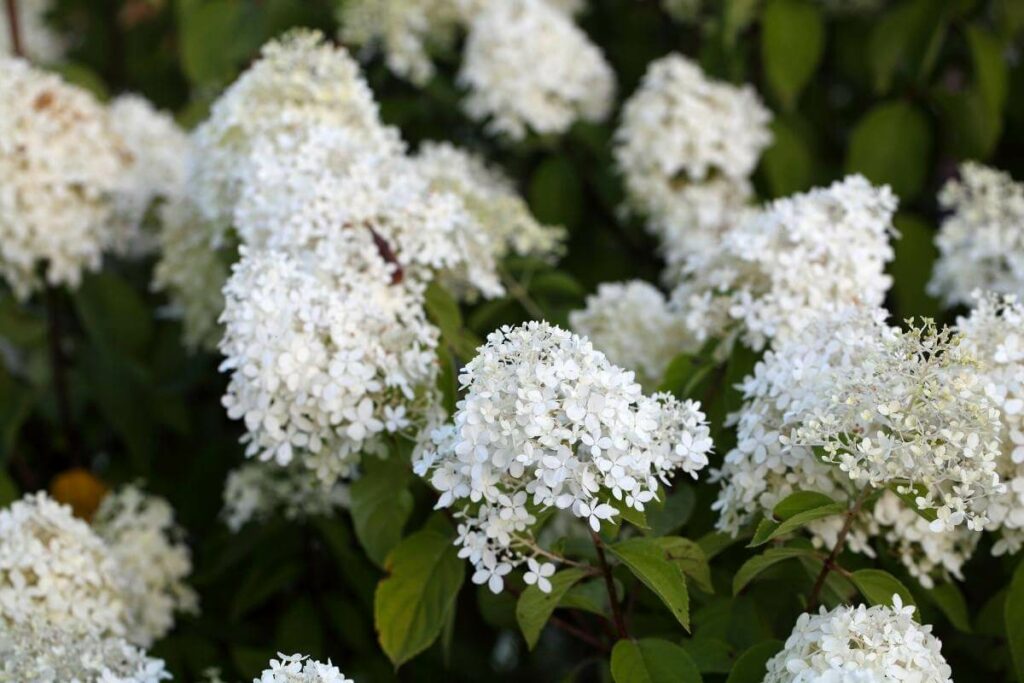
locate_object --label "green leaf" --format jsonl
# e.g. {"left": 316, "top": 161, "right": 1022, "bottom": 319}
{"left": 658, "top": 353, "right": 714, "bottom": 401}
{"left": 609, "top": 537, "right": 690, "bottom": 631}
{"left": 845, "top": 100, "right": 931, "bottom": 199}
{"left": 231, "top": 560, "right": 303, "bottom": 619}
{"left": 928, "top": 582, "right": 972, "bottom": 633}
{"left": 275, "top": 597, "right": 324, "bottom": 660}
{"left": 868, "top": 0, "right": 949, "bottom": 94}
{"left": 529, "top": 157, "right": 582, "bottom": 232}
{"left": 733, "top": 547, "right": 815, "bottom": 595}
{"left": 374, "top": 529, "right": 465, "bottom": 668}
{"left": 657, "top": 537, "right": 713, "bottom": 594}
{"left": 0, "top": 363, "right": 35, "bottom": 463}
{"left": 761, "top": 0, "right": 824, "bottom": 109}
{"left": 610, "top": 638, "right": 703, "bottom": 683}
{"left": 681, "top": 637, "right": 733, "bottom": 674}
{"left": 750, "top": 492, "right": 845, "bottom": 546}
{"left": 515, "top": 568, "right": 588, "bottom": 649}
{"left": 888, "top": 482, "right": 938, "bottom": 523}
{"left": 178, "top": 0, "right": 245, "bottom": 85}
{"left": 559, "top": 579, "right": 610, "bottom": 617}
{"left": 1007, "top": 560, "right": 1024, "bottom": 681}
{"left": 849, "top": 569, "right": 916, "bottom": 611}
{"left": 889, "top": 214, "right": 940, "bottom": 320}
{"left": 725, "top": 640, "right": 784, "bottom": 683}
{"left": 645, "top": 484, "right": 696, "bottom": 537}
{"left": 350, "top": 457, "right": 414, "bottom": 568}
{"left": 610, "top": 496, "right": 649, "bottom": 530}
{"left": 760, "top": 117, "right": 816, "bottom": 197}
{"left": 74, "top": 272, "right": 154, "bottom": 359}
{"left": 0, "top": 470, "right": 19, "bottom": 506}
{"left": 967, "top": 25, "right": 1008, "bottom": 115}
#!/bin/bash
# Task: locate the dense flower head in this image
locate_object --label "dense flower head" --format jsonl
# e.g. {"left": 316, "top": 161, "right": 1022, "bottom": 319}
{"left": 0, "top": 621, "right": 171, "bottom": 683}
{"left": 764, "top": 596, "right": 952, "bottom": 682}
{"left": 189, "top": 29, "right": 402, "bottom": 230}
{"left": 219, "top": 244, "right": 444, "bottom": 484}
{"left": 0, "top": 492, "right": 127, "bottom": 638}
{"left": 957, "top": 292, "right": 1024, "bottom": 555}
{"left": 415, "top": 321, "right": 712, "bottom": 592}
{"left": 458, "top": 0, "right": 615, "bottom": 140}
{"left": 714, "top": 307, "right": 1000, "bottom": 584}
{"left": 569, "top": 280, "right": 693, "bottom": 385}
{"left": 0, "top": 0, "right": 65, "bottom": 62}
{"left": 0, "top": 57, "right": 130, "bottom": 298}
{"left": 108, "top": 94, "right": 189, "bottom": 256}
{"left": 93, "top": 485, "right": 198, "bottom": 647}
{"left": 670, "top": 175, "right": 897, "bottom": 350}
{"left": 614, "top": 53, "right": 771, "bottom": 257}
{"left": 256, "top": 653, "right": 354, "bottom": 683}
{"left": 222, "top": 460, "right": 350, "bottom": 532}
{"left": 929, "top": 162, "right": 1024, "bottom": 308}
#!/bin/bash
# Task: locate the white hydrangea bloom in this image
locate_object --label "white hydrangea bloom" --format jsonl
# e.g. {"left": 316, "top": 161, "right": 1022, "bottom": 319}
{"left": 459, "top": 0, "right": 615, "bottom": 140}
{"left": 222, "top": 461, "right": 350, "bottom": 532}
{"left": 0, "top": 492, "right": 127, "bottom": 638}
{"left": 765, "top": 596, "right": 952, "bottom": 683}
{"left": 569, "top": 280, "right": 693, "bottom": 385}
{"left": 92, "top": 485, "right": 198, "bottom": 647}
{"left": 108, "top": 94, "right": 188, "bottom": 256}
{"left": 0, "top": 57, "right": 129, "bottom": 298}
{"left": 659, "top": 0, "right": 701, "bottom": 21}
{"left": 220, "top": 244, "right": 444, "bottom": 484}
{"left": 152, "top": 193, "right": 230, "bottom": 350}
{"left": 256, "top": 653, "right": 354, "bottom": 683}
{"left": 415, "top": 321, "right": 712, "bottom": 593}
{"left": 189, "top": 29, "right": 402, "bottom": 231}
{"left": 957, "top": 292, "right": 1024, "bottom": 556}
{"left": 669, "top": 175, "right": 897, "bottom": 351}
{"left": 412, "top": 141, "right": 565, "bottom": 273}
{"left": 0, "top": 0, "right": 65, "bottom": 62}
{"left": 713, "top": 307, "right": 999, "bottom": 584}
{"left": 339, "top": 0, "right": 463, "bottom": 85}
{"left": 929, "top": 163, "right": 1024, "bottom": 308}
{"left": 0, "top": 621, "right": 171, "bottom": 683}
{"left": 614, "top": 54, "right": 771, "bottom": 263}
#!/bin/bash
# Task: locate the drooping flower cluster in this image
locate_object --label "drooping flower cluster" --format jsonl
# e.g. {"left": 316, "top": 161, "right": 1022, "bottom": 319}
{"left": 0, "top": 57, "right": 130, "bottom": 298}
{"left": 764, "top": 596, "right": 953, "bottom": 683}
{"left": 458, "top": 0, "right": 615, "bottom": 139}
{"left": 957, "top": 293, "right": 1024, "bottom": 556}
{"left": 108, "top": 94, "right": 189, "bottom": 256}
{"left": 415, "top": 321, "right": 712, "bottom": 593}
{"left": 222, "top": 461, "right": 350, "bottom": 532}
{"left": 670, "top": 175, "right": 897, "bottom": 350}
{"left": 929, "top": 162, "right": 1024, "bottom": 308}
{"left": 713, "top": 307, "right": 1001, "bottom": 586}
{"left": 613, "top": 54, "right": 771, "bottom": 268}
{"left": 569, "top": 280, "right": 693, "bottom": 386}
{"left": 255, "top": 653, "right": 354, "bottom": 683}
{"left": 0, "top": 0, "right": 65, "bottom": 62}
{"left": 92, "top": 485, "right": 199, "bottom": 647}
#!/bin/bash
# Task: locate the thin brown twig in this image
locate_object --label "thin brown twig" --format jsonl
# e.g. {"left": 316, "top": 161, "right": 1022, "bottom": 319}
{"left": 806, "top": 487, "right": 870, "bottom": 611}
{"left": 4, "top": 0, "right": 22, "bottom": 57}
{"left": 590, "top": 529, "right": 628, "bottom": 640}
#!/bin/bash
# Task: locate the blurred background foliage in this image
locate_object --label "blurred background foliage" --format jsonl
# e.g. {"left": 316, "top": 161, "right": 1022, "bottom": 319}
{"left": 3, "top": 0, "right": 1024, "bottom": 680}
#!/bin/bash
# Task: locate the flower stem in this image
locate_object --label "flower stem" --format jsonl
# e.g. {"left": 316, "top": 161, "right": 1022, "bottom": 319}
{"left": 4, "top": 0, "right": 22, "bottom": 57}
{"left": 806, "top": 487, "right": 870, "bottom": 611}
{"left": 590, "top": 529, "right": 628, "bottom": 639}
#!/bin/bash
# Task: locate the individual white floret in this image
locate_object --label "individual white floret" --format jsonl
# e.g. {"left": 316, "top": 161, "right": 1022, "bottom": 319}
{"left": 415, "top": 321, "right": 712, "bottom": 593}
{"left": 459, "top": 0, "right": 615, "bottom": 140}
{"left": 929, "top": 163, "right": 1024, "bottom": 308}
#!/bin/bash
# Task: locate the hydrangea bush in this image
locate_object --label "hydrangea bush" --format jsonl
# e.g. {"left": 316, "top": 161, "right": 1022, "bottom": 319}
{"left": 1, "top": 0, "right": 1023, "bottom": 681}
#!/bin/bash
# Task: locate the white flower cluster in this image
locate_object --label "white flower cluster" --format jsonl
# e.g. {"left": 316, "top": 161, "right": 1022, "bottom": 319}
{"left": 957, "top": 293, "right": 1024, "bottom": 556}
{"left": 713, "top": 307, "right": 1001, "bottom": 585}
{"left": 0, "top": 622, "right": 171, "bottom": 683}
{"left": 613, "top": 54, "right": 771, "bottom": 268}
{"left": 93, "top": 485, "right": 199, "bottom": 647}
{"left": 0, "top": 57, "right": 130, "bottom": 298}
{"left": 569, "top": 280, "right": 692, "bottom": 386}
{"left": 459, "top": 0, "right": 615, "bottom": 139}
{"left": 670, "top": 175, "right": 896, "bottom": 350}
{"left": 255, "top": 654, "right": 354, "bottom": 683}
{"left": 222, "top": 461, "right": 350, "bottom": 532}
{"left": 415, "top": 321, "right": 712, "bottom": 593}
{"left": 0, "top": 0, "right": 65, "bottom": 62}
{"left": 765, "top": 596, "right": 952, "bottom": 683}
{"left": 108, "top": 95, "right": 188, "bottom": 256}
{"left": 929, "top": 162, "right": 1024, "bottom": 308}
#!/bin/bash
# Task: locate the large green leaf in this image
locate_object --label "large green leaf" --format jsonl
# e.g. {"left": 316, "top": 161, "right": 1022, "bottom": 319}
{"left": 529, "top": 156, "right": 582, "bottom": 232}
{"left": 890, "top": 213, "right": 940, "bottom": 320}
{"left": 515, "top": 568, "right": 588, "bottom": 649}
{"left": 760, "top": 117, "right": 816, "bottom": 197}
{"left": 350, "top": 457, "right": 414, "bottom": 568}
{"left": 657, "top": 537, "right": 713, "bottom": 594}
{"left": 609, "top": 537, "right": 690, "bottom": 631}
{"left": 74, "top": 272, "right": 153, "bottom": 359}
{"left": 846, "top": 100, "right": 931, "bottom": 199}
{"left": 733, "top": 547, "right": 815, "bottom": 595}
{"left": 1005, "top": 559, "right": 1024, "bottom": 680}
{"left": 610, "top": 638, "right": 703, "bottom": 683}
{"left": 750, "top": 492, "right": 845, "bottom": 546}
{"left": 928, "top": 582, "right": 972, "bottom": 633}
{"left": 374, "top": 529, "right": 465, "bottom": 668}
{"left": 761, "top": 0, "right": 824, "bottom": 110}
{"left": 725, "top": 640, "right": 784, "bottom": 683}
{"left": 849, "top": 569, "right": 916, "bottom": 612}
